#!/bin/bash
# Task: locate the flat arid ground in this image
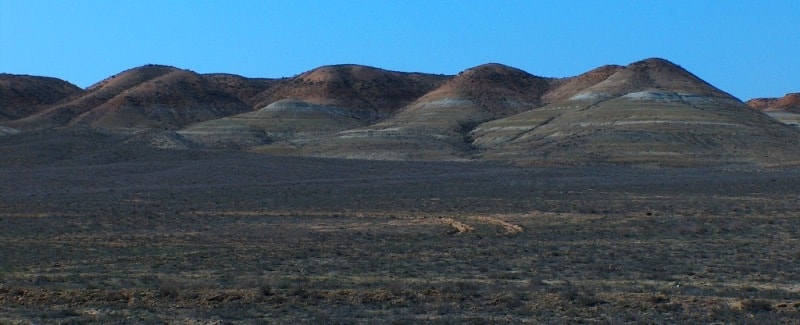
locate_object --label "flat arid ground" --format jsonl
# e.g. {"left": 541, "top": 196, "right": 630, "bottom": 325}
{"left": 2, "top": 143, "right": 800, "bottom": 323}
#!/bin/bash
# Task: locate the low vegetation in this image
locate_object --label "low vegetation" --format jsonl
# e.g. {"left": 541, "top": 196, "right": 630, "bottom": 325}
{"left": 2, "top": 148, "right": 800, "bottom": 322}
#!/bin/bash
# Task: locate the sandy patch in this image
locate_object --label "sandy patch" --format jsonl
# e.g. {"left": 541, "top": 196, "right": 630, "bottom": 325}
{"left": 0, "top": 126, "right": 21, "bottom": 136}
{"left": 572, "top": 120, "right": 740, "bottom": 127}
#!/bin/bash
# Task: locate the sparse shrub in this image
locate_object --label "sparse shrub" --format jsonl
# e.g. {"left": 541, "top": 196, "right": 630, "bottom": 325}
{"left": 260, "top": 284, "right": 274, "bottom": 296}
{"left": 676, "top": 222, "right": 708, "bottom": 235}
{"left": 156, "top": 279, "right": 181, "bottom": 298}
{"left": 487, "top": 292, "right": 525, "bottom": 309}
{"left": 741, "top": 299, "right": 773, "bottom": 313}
{"left": 38, "top": 307, "right": 82, "bottom": 320}
{"left": 441, "top": 280, "right": 480, "bottom": 294}
{"left": 648, "top": 293, "right": 669, "bottom": 304}
{"left": 33, "top": 275, "right": 50, "bottom": 284}
{"left": 577, "top": 294, "right": 607, "bottom": 307}
{"left": 290, "top": 287, "right": 310, "bottom": 300}
{"left": 657, "top": 302, "right": 683, "bottom": 313}
{"left": 562, "top": 290, "right": 607, "bottom": 307}
{"left": 384, "top": 281, "right": 406, "bottom": 296}
{"left": 236, "top": 278, "right": 260, "bottom": 289}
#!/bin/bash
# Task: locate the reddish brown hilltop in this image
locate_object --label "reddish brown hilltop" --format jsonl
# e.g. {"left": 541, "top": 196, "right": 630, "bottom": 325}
{"left": 541, "top": 65, "right": 623, "bottom": 103}
{"left": 746, "top": 93, "right": 800, "bottom": 128}
{"left": 747, "top": 93, "right": 800, "bottom": 113}
{"left": 565, "top": 58, "right": 737, "bottom": 99}
{"left": 0, "top": 74, "right": 82, "bottom": 120}
{"left": 69, "top": 68, "right": 256, "bottom": 131}
{"left": 8, "top": 65, "right": 178, "bottom": 129}
{"left": 9, "top": 65, "right": 275, "bottom": 131}
{"left": 408, "top": 63, "right": 552, "bottom": 117}
{"left": 251, "top": 64, "right": 450, "bottom": 118}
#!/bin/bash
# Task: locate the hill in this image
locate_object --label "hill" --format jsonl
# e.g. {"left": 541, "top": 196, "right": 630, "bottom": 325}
{"left": 747, "top": 93, "right": 800, "bottom": 112}
{"left": 0, "top": 74, "right": 82, "bottom": 121}
{"left": 8, "top": 65, "right": 176, "bottom": 129}
{"left": 747, "top": 93, "right": 800, "bottom": 127}
{"left": 3, "top": 58, "right": 800, "bottom": 166}
{"left": 259, "top": 63, "right": 553, "bottom": 160}
{"left": 180, "top": 64, "right": 449, "bottom": 149}
{"left": 251, "top": 64, "right": 450, "bottom": 117}
{"left": 180, "top": 98, "right": 376, "bottom": 149}
{"left": 7, "top": 65, "right": 274, "bottom": 131}
{"left": 471, "top": 58, "right": 800, "bottom": 166}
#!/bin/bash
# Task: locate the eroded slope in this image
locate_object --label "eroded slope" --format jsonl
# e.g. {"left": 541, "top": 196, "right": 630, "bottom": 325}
{"left": 473, "top": 58, "right": 800, "bottom": 166}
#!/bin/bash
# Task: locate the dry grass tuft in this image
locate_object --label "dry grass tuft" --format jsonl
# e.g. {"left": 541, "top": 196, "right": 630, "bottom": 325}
{"left": 471, "top": 215, "right": 524, "bottom": 235}
{"left": 438, "top": 217, "right": 474, "bottom": 234}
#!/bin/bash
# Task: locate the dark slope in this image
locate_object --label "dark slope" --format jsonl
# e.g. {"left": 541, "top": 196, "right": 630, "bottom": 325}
{"left": 0, "top": 74, "right": 82, "bottom": 121}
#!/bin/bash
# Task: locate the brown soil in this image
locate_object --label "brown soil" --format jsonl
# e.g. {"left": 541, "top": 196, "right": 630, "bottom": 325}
{"left": 70, "top": 69, "right": 254, "bottom": 131}
{"left": 541, "top": 65, "right": 623, "bottom": 103}
{"left": 747, "top": 93, "right": 800, "bottom": 113}
{"left": 251, "top": 64, "right": 450, "bottom": 116}
{"left": 414, "top": 63, "right": 552, "bottom": 116}
{"left": 7, "top": 66, "right": 279, "bottom": 131}
{"left": 569, "top": 58, "right": 736, "bottom": 98}
{"left": 198, "top": 73, "right": 280, "bottom": 107}
{"left": 0, "top": 74, "right": 82, "bottom": 120}
{"left": 8, "top": 65, "right": 180, "bottom": 128}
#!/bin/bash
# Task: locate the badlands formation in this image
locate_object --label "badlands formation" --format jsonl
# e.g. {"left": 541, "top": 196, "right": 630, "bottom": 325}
{"left": 747, "top": 93, "right": 800, "bottom": 127}
{"left": 2, "top": 58, "right": 799, "bottom": 166}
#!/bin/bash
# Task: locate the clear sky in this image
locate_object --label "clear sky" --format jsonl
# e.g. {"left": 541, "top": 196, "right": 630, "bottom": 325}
{"left": 1, "top": 1, "right": 797, "bottom": 100}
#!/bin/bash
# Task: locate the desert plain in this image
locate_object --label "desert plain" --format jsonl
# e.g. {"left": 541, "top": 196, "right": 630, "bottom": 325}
{"left": 2, "top": 58, "right": 800, "bottom": 323}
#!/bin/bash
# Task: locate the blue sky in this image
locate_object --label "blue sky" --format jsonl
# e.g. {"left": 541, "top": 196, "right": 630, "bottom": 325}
{"left": 1, "top": 1, "right": 797, "bottom": 100}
